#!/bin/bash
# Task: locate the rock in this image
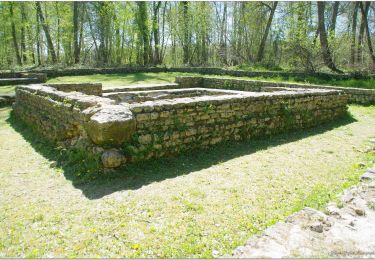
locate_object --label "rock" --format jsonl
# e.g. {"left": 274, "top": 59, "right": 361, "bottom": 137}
{"left": 361, "top": 171, "right": 375, "bottom": 181}
{"left": 367, "top": 167, "right": 375, "bottom": 174}
{"left": 101, "top": 149, "right": 125, "bottom": 168}
{"left": 358, "top": 162, "right": 366, "bottom": 168}
{"left": 49, "top": 161, "right": 57, "bottom": 168}
{"left": 369, "top": 138, "right": 375, "bottom": 144}
{"left": 353, "top": 207, "right": 365, "bottom": 216}
{"left": 368, "top": 182, "right": 375, "bottom": 189}
{"left": 326, "top": 205, "right": 341, "bottom": 216}
{"left": 310, "top": 222, "right": 324, "bottom": 233}
{"left": 85, "top": 105, "right": 136, "bottom": 146}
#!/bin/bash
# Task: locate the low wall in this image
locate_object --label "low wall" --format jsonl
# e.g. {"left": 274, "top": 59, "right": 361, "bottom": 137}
{"left": 0, "top": 72, "right": 47, "bottom": 86}
{"left": 45, "top": 83, "right": 102, "bottom": 96}
{"left": 124, "top": 90, "right": 348, "bottom": 162}
{"left": 25, "top": 66, "right": 374, "bottom": 81}
{"left": 13, "top": 84, "right": 136, "bottom": 167}
{"left": 14, "top": 83, "right": 348, "bottom": 169}
{"left": 175, "top": 76, "right": 375, "bottom": 105}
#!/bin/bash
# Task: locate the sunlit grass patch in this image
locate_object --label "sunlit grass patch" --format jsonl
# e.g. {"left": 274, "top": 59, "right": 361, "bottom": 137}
{"left": 0, "top": 103, "right": 374, "bottom": 257}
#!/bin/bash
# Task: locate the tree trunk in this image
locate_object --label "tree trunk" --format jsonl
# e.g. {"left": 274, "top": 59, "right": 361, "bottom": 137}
{"left": 317, "top": 1, "right": 342, "bottom": 73}
{"left": 55, "top": 2, "right": 60, "bottom": 62}
{"left": 357, "top": 2, "right": 369, "bottom": 64}
{"left": 256, "top": 1, "right": 278, "bottom": 62}
{"left": 182, "top": 1, "right": 190, "bottom": 65}
{"left": 73, "top": 2, "right": 80, "bottom": 63}
{"left": 350, "top": 2, "right": 359, "bottom": 65}
{"left": 359, "top": 1, "right": 375, "bottom": 71}
{"left": 20, "top": 3, "right": 27, "bottom": 63}
{"left": 9, "top": 3, "right": 22, "bottom": 66}
{"left": 35, "top": 6, "right": 41, "bottom": 65}
{"left": 152, "top": 1, "right": 161, "bottom": 65}
{"left": 330, "top": 1, "right": 340, "bottom": 36}
{"left": 36, "top": 2, "right": 57, "bottom": 63}
{"left": 136, "top": 2, "right": 150, "bottom": 66}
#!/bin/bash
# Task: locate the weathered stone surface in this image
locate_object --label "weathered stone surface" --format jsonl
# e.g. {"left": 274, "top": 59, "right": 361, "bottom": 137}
{"left": 85, "top": 105, "right": 136, "bottom": 146}
{"left": 232, "top": 174, "right": 375, "bottom": 258}
{"left": 361, "top": 171, "right": 375, "bottom": 181}
{"left": 101, "top": 149, "right": 125, "bottom": 168}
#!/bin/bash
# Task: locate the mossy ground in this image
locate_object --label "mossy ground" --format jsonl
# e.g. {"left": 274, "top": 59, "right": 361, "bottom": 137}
{"left": 1, "top": 104, "right": 375, "bottom": 257}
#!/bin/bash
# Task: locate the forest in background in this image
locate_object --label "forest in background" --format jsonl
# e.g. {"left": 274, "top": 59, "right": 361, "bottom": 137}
{"left": 0, "top": 1, "right": 374, "bottom": 73}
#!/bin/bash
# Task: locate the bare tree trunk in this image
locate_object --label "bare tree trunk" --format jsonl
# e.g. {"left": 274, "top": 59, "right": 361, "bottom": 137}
{"left": 20, "top": 3, "right": 27, "bottom": 63}
{"left": 351, "top": 2, "right": 359, "bottom": 65}
{"left": 9, "top": 3, "right": 22, "bottom": 66}
{"left": 35, "top": 7, "right": 41, "bottom": 65}
{"left": 330, "top": 1, "right": 340, "bottom": 36}
{"left": 136, "top": 2, "right": 150, "bottom": 66}
{"left": 55, "top": 2, "right": 60, "bottom": 62}
{"left": 73, "top": 2, "right": 80, "bottom": 63}
{"left": 182, "top": 1, "right": 190, "bottom": 65}
{"left": 256, "top": 1, "right": 278, "bottom": 62}
{"left": 359, "top": 1, "right": 375, "bottom": 71}
{"left": 317, "top": 1, "right": 342, "bottom": 73}
{"left": 36, "top": 2, "right": 57, "bottom": 63}
{"left": 152, "top": 2, "right": 161, "bottom": 65}
{"left": 357, "top": 2, "right": 369, "bottom": 64}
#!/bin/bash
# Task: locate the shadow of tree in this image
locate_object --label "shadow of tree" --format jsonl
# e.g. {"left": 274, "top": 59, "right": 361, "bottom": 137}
{"left": 7, "top": 111, "right": 357, "bottom": 200}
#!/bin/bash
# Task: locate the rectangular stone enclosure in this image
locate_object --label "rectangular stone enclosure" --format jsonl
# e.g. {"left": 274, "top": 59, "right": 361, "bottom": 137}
{"left": 13, "top": 77, "right": 348, "bottom": 168}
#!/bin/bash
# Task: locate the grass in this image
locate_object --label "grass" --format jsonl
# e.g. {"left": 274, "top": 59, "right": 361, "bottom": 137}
{"left": 1, "top": 104, "right": 375, "bottom": 257}
{"left": 0, "top": 85, "right": 15, "bottom": 94}
{"left": 46, "top": 72, "right": 199, "bottom": 88}
{"left": 47, "top": 72, "right": 375, "bottom": 90}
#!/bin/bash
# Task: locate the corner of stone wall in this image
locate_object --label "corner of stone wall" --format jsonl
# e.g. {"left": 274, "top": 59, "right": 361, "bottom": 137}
{"left": 175, "top": 76, "right": 204, "bottom": 88}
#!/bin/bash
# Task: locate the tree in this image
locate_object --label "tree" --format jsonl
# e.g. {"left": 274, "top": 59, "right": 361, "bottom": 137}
{"left": 256, "top": 1, "right": 278, "bottom": 62}
{"left": 9, "top": 3, "right": 22, "bottom": 66}
{"left": 330, "top": 1, "right": 340, "bottom": 36}
{"left": 73, "top": 2, "right": 80, "bottom": 64}
{"left": 181, "top": 1, "right": 190, "bottom": 65}
{"left": 152, "top": 1, "right": 161, "bottom": 65}
{"left": 359, "top": 1, "right": 375, "bottom": 71}
{"left": 317, "top": 1, "right": 342, "bottom": 73}
{"left": 136, "top": 2, "right": 150, "bottom": 66}
{"left": 35, "top": 2, "right": 57, "bottom": 63}
{"left": 350, "top": 2, "right": 359, "bottom": 65}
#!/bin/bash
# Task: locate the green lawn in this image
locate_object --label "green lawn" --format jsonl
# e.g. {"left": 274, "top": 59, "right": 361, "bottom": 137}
{"left": 0, "top": 85, "right": 15, "bottom": 94}
{"left": 46, "top": 72, "right": 375, "bottom": 90}
{"left": 47, "top": 72, "right": 199, "bottom": 88}
{"left": 1, "top": 105, "right": 375, "bottom": 257}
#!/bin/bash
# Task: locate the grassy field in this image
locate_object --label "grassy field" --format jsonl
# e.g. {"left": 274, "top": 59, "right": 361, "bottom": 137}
{"left": 47, "top": 72, "right": 197, "bottom": 88}
{"left": 47, "top": 72, "right": 375, "bottom": 89}
{"left": 0, "top": 85, "right": 15, "bottom": 94}
{"left": 1, "top": 105, "right": 375, "bottom": 258}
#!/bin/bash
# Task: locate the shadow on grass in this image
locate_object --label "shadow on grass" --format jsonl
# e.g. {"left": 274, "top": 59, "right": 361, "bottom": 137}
{"left": 7, "top": 111, "right": 357, "bottom": 200}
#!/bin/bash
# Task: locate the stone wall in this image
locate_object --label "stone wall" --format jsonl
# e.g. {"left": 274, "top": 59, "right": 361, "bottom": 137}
{"left": 13, "top": 82, "right": 348, "bottom": 169}
{"left": 175, "top": 76, "right": 375, "bottom": 105}
{"left": 0, "top": 72, "right": 47, "bottom": 86}
{"left": 45, "top": 83, "right": 102, "bottom": 96}
{"left": 13, "top": 84, "right": 136, "bottom": 167}
{"left": 124, "top": 90, "right": 348, "bottom": 162}
{"left": 26, "top": 66, "right": 374, "bottom": 81}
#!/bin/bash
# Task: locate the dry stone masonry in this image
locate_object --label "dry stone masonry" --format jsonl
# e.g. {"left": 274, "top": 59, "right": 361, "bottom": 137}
{"left": 176, "top": 76, "right": 375, "bottom": 105}
{"left": 13, "top": 79, "right": 348, "bottom": 169}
